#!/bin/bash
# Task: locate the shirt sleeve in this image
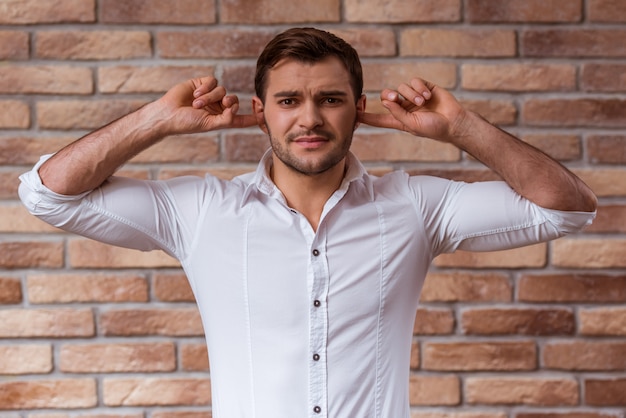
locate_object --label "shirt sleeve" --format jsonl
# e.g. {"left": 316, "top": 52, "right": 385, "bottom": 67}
{"left": 18, "top": 154, "right": 208, "bottom": 259}
{"left": 409, "top": 175, "right": 596, "bottom": 255}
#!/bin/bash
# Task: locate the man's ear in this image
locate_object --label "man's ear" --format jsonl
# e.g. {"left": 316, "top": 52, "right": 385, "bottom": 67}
{"left": 252, "top": 96, "right": 268, "bottom": 134}
{"left": 354, "top": 94, "right": 366, "bottom": 131}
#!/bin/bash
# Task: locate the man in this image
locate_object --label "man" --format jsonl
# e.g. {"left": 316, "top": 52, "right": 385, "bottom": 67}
{"left": 19, "top": 27, "right": 596, "bottom": 417}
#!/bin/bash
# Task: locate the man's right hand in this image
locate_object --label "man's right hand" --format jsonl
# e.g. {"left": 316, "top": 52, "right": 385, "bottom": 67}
{"left": 38, "top": 76, "right": 259, "bottom": 195}
{"left": 155, "top": 76, "right": 258, "bottom": 135}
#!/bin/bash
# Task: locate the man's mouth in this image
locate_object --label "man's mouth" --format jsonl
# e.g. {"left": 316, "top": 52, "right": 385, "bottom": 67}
{"left": 292, "top": 136, "right": 328, "bottom": 149}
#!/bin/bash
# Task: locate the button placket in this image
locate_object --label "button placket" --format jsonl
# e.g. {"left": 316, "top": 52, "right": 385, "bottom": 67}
{"left": 308, "top": 235, "right": 329, "bottom": 417}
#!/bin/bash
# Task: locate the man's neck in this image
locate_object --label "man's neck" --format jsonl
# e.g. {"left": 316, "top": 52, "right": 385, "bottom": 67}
{"left": 270, "top": 156, "right": 347, "bottom": 232}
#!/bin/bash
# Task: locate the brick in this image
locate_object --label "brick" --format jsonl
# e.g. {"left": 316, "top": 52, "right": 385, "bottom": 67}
{"left": 224, "top": 133, "right": 270, "bottom": 162}
{"left": 543, "top": 341, "right": 626, "bottom": 370}
{"left": 98, "top": 65, "right": 215, "bottom": 94}
{"left": 68, "top": 239, "right": 179, "bottom": 269}
{"left": 157, "top": 29, "right": 276, "bottom": 59}
{"left": 27, "top": 273, "right": 148, "bottom": 304}
{"left": 413, "top": 414, "right": 507, "bottom": 418}
{"left": 585, "top": 378, "right": 626, "bottom": 405}
{"left": 221, "top": 64, "right": 256, "bottom": 93}
{"left": 410, "top": 342, "right": 419, "bottom": 369}
{"left": 460, "top": 99, "right": 518, "bottom": 125}
{"left": 0, "top": 31, "right": 29, "bottom": 59}
{"left": 0, "top": 100, "right": 29, "bottom": 129}
{"left": 420, "top": 272, "right": 511, "bottom": 302}
{"left": 466, "top": 377, "right": 579, "bottom": 406}
{"left": 516, "top": 413, "right": 621, "bottom": 418}
{"left": 0, "top": 66, "right": 92, "bottom": 94}
{"left": 467, "top": 0, "right": 582, "bottom": 22}
{"left": 100, "top": 308, "right": 203, "bottom": 336}
{"left": 523, "top": 98, "right": 626, "bottom": 128}
{"left": 101, "top": 0, "right": 215, "bottom": 23}
{"left": 579, "top": 307, "right": 626, "bottom": 336}
{"left": 414, "top": 308, "right": 455, "bottom": 335}
{"left": 400, "top": 29, "right": 516, "bottom": 57}
{"left": 131, "top": 134, "right": 219, "bottom": 164}
{"left": 521, "top": 134, "right": 581, "bottom": 161}
{"left": 0, "top": 170, "right": 24, "bottom": 199}
{"left": 0, "top": 0, "right": 95, "bottom": 24}
{"left": 27, "top": 415, "right": 142, "bottom": 418}
{"left": 409, "top": 375, "right": 460, "bottom": 406}
{"left": 587, "top": 135, "right": 626, "bottom": 164}
{"left": 153, "top": 272, "right": 195, "bottom": 302}
{"left": 0, "top": 204, "right": 60, "bottom": 233}
{"left": 576, "top": 168, "right": 626, "bottom": 197}
{"left": 0, "top": 379, "right": 96, "bottom": 409}
{"left": 103, "top": 378, "right": 210, "bottom": 406}
{"left": 586, "top": 204, "right": 626, "bottom": 233}
{"left": 552, "top": 238, "right": 626, "bottom": 268}
{"left": 181, "top": 343, "right": 209, "bottom": 371}
{"left": 0, "top": 308, "right": 94, "bottom": 338}
{"left": 522, "top": 29, "right": 626, "bottom": 57}
{"left": 221, "top": 0, "right": 339, "bottom": 23}
{"left": 0, "top": 241, "right": 63, "bottom": 269}
{"left": 345, "top": 0, "right": 460, "bottom": 23}
{"left": 423, "top": 341, "right": 536, "bottom": 371}
{"left": 518, "top": 274, "right": 626, "bottom": 303}
{"left": 152, "top": 413, "right": 211, "bottom": 418}
{"left": 0, "top": 136, "right": 73, "bottom": 165}
{"left": 329, "top": 28, "right": 397, "bottom": 57}
{"left": 363, "top": 62, "right": 457, "bottom": 91}
{"left": 37, "top": 99, "right": 148, "bottom": 130}
{"left": 60, "top": 342, "right": 175, "bottom": 373}
{"left": 589, "top": 0, "right": 626, "bottom": 22}
{"left": 36, "top": 31, "right": 151, "bottom": 60}
{"left": 462, "top": 63, "right": 576, "bottom": 92}
{"left": 434, "top": 243, "right": 547, "bottom": 268}
{"left": 582, "top": 63, "right": 626, "bottom": 92}
{"left": 463, "top": 308, "right": 574, "bottom": 335}
{"left": 0, "top": 345, "right": 52, "bottom": 374}
{"left": 352, "top": 132, "right": 460, "bottom": 162}
{"left": 0, "top": 276, "right": 22, "bottom": 304}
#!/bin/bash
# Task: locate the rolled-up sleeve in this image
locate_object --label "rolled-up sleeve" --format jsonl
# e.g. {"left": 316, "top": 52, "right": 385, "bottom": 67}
{"left": 411, "top": 176, "right": 596, "bottom": 255}
{"left": 19, "top": 154, "right": 185, "bottom": 258}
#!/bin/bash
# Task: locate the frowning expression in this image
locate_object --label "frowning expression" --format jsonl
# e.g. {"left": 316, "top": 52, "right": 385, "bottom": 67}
{"left": 253, "top": 57, "right": 366, "bottom": 176}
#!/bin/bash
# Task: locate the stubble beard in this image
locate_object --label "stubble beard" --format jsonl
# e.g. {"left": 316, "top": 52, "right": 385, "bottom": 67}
{"left": 266, "top": 119, "right": 355, "bottom": 177}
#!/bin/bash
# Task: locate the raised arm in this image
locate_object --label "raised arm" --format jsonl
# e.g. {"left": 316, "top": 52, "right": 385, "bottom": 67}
{"left": 359, "top": 78, "right": 597, "bottom": 213}
{"left": 39, "top": 76, "right": 257, "bottom": 196}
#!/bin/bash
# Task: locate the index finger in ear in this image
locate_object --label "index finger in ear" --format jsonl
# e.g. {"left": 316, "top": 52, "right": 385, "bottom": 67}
{"left": 359, "top": 111, "right": 403, "bottom": 130}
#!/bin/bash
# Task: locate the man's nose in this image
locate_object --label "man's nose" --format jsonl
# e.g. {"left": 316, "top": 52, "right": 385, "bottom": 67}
{"left": 298, "top": 101, "right": 323, "bottom": 129}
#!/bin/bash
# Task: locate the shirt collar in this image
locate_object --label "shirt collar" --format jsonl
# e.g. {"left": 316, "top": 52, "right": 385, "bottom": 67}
{"left": 250, "top": 148, "right": 372, "bottom": 200}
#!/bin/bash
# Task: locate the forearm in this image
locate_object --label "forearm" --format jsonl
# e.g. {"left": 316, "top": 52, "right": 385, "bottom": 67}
{"left": 39, "top": 101, "right": 168, "bottom": 195}
{"left": 451, "top": 111, "right": 597, "bottom": 212}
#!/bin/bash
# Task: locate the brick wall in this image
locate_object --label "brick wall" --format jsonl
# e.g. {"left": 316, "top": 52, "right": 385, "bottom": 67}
{"left": 0, "top": 0, "right": 625, "bottom": 416}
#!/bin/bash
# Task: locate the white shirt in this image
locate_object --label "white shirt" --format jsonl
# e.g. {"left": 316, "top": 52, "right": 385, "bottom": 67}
{"left": 19, "top": 151, "right": 594, "bottom": 418}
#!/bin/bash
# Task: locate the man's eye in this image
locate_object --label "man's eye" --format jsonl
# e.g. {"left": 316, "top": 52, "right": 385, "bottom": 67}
{"left": 280, "top": 98, "right": 295, "bottom": 105}
{"left": 324, "top": 98, "right": 341, "bottom": 104}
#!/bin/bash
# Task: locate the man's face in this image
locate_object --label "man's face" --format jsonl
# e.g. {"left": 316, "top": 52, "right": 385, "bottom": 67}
{"left": 253, "top": 57, "right": 365, "bottom": 176}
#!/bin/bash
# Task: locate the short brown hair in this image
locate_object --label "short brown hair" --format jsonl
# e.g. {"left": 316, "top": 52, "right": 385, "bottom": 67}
{"left": 255, "top": 27, "right": 363, "bottom": 103}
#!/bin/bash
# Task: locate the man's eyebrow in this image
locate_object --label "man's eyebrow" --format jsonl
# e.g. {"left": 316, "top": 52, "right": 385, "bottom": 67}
{"left": 272, "top": 90, "right": 350, "bottom": 98}
{"left": 273, "top": 90, "right": 300, "bottom": 98}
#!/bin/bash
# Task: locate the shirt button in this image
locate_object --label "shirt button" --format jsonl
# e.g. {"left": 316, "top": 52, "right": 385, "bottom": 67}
{"left": 313, "top": 353, "right": 320, "bottom": 361}
{"left": 313, "top": 406, "right": 321, "bottom": 413}
{"left": 312, "top": 249, "right": 320, "bottom": 256}
{"left": 313, "top": 300, "right": 321, "bottom": 307}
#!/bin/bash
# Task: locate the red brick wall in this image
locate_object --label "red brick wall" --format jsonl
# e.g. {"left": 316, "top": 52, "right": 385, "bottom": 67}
{"left": 1, "top": 0, "right": 625, "bottom": 416}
